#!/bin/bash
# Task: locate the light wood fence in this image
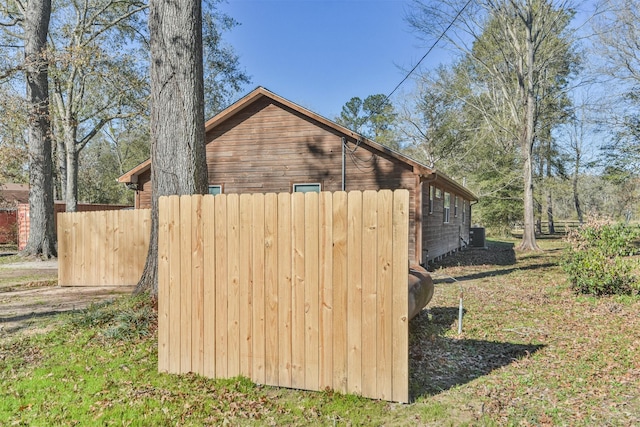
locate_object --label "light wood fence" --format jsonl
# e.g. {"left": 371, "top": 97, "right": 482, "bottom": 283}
{"left": 57, "top": 209, "right": 151, "bottom": 286}
{"left": 157, "top": 190, "right": 410, "bottom": 402}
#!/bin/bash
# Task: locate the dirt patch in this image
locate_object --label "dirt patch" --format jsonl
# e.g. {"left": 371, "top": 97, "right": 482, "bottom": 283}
{"left": 0, "top": 260, "right": 133, "bottom": 340}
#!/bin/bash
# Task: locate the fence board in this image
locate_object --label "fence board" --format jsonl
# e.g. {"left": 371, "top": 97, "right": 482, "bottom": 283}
{"left": 332, "top": 191, "right": 348, "bottom": 393}
{"left": 157, "top": 190, "right": 411, "bottom": 403}
{"left": 347, "top": 191, "right": 363, "bottom": 395}
{"left": 264, "top": 193, "right": 279, "bottom": 386}
{"left": 180, "top": 195, "right": 192, "bottom": 374}
{"left": 202, "top": 195, "right": 216, "bottom": 377}
{"left": 168, "top": 196, "right": 181, "bottom": 374}
{"left": 251, "top": 194, "right": 266, "bottom": 384}
{"left": 57, "top": 209, "right": 150, "bottom": 287}
{"left": 392, "top": 191, "right": 409, "bottom": 403}
{"left": 361, "top": 190, "right": 378, "bottom": 399}
{"left": 277, "top": 193, "right": 292, "bottom": 388}
{"left": 304, "top": 192, "right": 320, "bottom": 392}
{"left": 191, "top": 195, "right": 205, "bottom": 375}
{"left": 318, "top": 192, "right": 333, "bottom": 391}
{"left": 239, "top": 194, "right": 253, "bottom": 378}
{"left": 291, "top": 192, "right": 305, "bottom": 389}
{"left": 214, "top": 194, "right": 228, "bottom": 378}
{"left": 158, "top": 197, "right": 170, "bottom": 373}
{"left": 227, "top": 194, "right": 241, "bottom": 378}
{"left": 376, "top": 190, "right": 393, "bottom": 400}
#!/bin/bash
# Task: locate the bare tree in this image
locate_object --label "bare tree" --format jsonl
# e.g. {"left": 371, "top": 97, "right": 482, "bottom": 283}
{"left": 408, "top": 0, "right": 578, "bottom": 250}
{"left": 136, "top": 0, "right": 208, "bottom": 294}
{"left": 47, "top": 0, "right": 148, "bottom": 212}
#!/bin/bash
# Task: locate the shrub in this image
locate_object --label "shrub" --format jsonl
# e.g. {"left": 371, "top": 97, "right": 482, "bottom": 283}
{"left": 562, "top": 217, "right": 640, "bottom": 296}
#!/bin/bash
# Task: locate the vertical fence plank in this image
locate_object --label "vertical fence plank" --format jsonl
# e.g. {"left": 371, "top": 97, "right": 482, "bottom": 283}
{"left": 179, "top": 195, "right": 193, "bottom": 374}
{"left": 332, "top": 191, "right": 348, "bottom": 393}
{"left": 115, "top": 211, "right": 123, "bottom": 286}
{"left": 168, "top": 196, "right": 182, "bottom": 374}
{"left": 346, "top": 191, "right": 363, "bottom": 395}
{"left": 104, "top": 210, "right": 115, "bottom": 287}
{"left": 97, "top": 211, "right": 106, "bottom": 285}
{"left": 277, "top": 192, "right": 292, "bottom": 388}
{"left": 376, "top": 190, "right": 393, "bottom": 401}
{"left": 202, "top": 195, "right": 216, "bottom": 377}
{"left": 83, "top": 213, "right": 94, "bottom": 285}
{"left": 264, "top": 193, "right": 279, "bottom": 386}
{"left": 57, "top": 214, "right": 69, "bottom": 286}
{"left": 291, "top": 192, "right": 306, "bottom": 389}
{"left": 117, "top": 211, "right": 126, "bottom": 283}
{"left": 304, "top": 192, "right": 320, "bottom": 391}
{"left": 150, "top": 190, "right": 410, "bottom": 402}
{"left": 318, "top": 192, "right": 333, "bottom": 391}
{"left": 125, "top": 210, "right": 136, "bottom": 284}
{"left": 215, "top": 194, "right": 228, "bottom": 378}
{"left": 134, "top": 210, "right": 147, "bottom": 284}
{"left": 251, "top": 193, "right": 266, "bottom": 384}
{"left": 139, "top": 211, "right": 150, "bottom": 282}
{"left": 392, "top": 190, "right": 409, "bottom": 403}
{"left": 158, "top": 197, "right": 170, "bottom": 373}
{"left": 191, "top": 195, "right": 205, "bottom": 375}
{"left": 239, "top": 194, "right": 253, "bottom": 378}
{"left": 227, "top": 194, "right": 241, "bottom": 377}
{"left": 361, "top": 190, "right": 378, "bottom": 399}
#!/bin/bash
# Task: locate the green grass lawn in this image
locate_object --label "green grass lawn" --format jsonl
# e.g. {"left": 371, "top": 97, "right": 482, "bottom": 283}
{"left": 1, "top": 239, "right": 639, "bottom": 426}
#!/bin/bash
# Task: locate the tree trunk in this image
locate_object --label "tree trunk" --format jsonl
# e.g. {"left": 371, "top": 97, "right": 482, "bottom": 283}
{"left": 519, "top": 7, "right": 540, "bottom": 251}
{"left": 136, "top": 0, "right": 208, "bottom": 295}
{"left": 20, "top": 0, "right": 56, "bottom": 258}
{"left": 64, "top": 144, "right": 79, "bottom": 212}
{"left": 56, "top": 138, "right": 66, "bottom": 201}
{"left": 546, "top": 190, "right": 554, "bottom": 234}
{"left": 573, "top": 157, "right": 583, "bottom": 224}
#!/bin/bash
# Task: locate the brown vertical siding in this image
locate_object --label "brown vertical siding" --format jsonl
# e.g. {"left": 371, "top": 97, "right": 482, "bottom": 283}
{"left": 421, "top": 182, "right": 471, "bottom": 263}
{"left": 204, "top": 98, "right": 420, "bottom": 263}
{"left": 129, "top": 95, "right": 475, "bottom": 265}
{"left": 136, "top": 169, "right": 152, "bottom": 209}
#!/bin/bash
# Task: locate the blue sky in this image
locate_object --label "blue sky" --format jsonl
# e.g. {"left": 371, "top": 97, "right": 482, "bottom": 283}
{"left": 217, "top": 0, "right": 444, "bottom": 120}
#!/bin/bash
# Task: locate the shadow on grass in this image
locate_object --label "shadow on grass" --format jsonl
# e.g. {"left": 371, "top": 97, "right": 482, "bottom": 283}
{"left": 408, "top": 306, "right": 544, "bottom": 400}
{"left": 433, "top": 262, "right": 557, "bottom": 284}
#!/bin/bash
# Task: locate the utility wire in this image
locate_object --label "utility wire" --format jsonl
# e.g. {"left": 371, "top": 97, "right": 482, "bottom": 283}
{"left": 343, "top": 0, "right": 473, "bottom": 153}
{"left": 383, "top": 0, "right": 473, "bottom": 104}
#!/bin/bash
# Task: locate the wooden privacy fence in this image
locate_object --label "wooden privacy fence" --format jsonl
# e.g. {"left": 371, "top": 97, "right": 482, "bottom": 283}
{"left": 57, "top": 209, "right": 151, "bottom": 286}
{"left": 158, "top": 190, "right": 410, "bottom": 402}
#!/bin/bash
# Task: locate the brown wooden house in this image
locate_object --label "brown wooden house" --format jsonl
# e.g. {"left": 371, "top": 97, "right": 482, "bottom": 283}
{"left": 118, "top": 87, "right": 477, "bottom": 265}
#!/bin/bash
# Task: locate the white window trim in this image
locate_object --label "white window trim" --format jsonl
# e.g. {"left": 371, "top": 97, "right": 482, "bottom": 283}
{"left": 208, "top": 184, "right": 222, "bottom": 195}
{"left": 293, "top": 183, "right": 322, "bottom": 193}
{"left": 429, "top": 185, "right": 434, "bottom": 215}
{"left": 444, "top": 192, "right": 451, "bottom": 224}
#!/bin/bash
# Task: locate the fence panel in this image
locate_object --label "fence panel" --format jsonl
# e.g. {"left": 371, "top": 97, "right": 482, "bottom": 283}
{"left": 157, "top": 190, "right": 410, "bottom": 403}
{"left": 57, "top": 209, "right": 151, "bottom": 287}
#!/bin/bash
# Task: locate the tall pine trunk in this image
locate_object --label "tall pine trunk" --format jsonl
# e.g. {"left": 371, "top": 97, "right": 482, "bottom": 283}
{"left": 136, "top": 0, "right": 208, "bottom": 295}
{"left": 21, "top": 0, "right": 56, "bottom": 258}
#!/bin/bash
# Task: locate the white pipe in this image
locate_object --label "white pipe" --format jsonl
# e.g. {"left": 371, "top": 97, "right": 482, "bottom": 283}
{"left": 458, "top": 291, "right": 464, "bottom": 335}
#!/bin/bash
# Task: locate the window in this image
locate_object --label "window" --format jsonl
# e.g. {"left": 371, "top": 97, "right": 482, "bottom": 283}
{"left": 435, "top": 187, "right": 442, "bottom": 198}
{"left": 444, "top": 192, "right": 450, "bottom": 223}
{"left": 293, "top": 183, "right": 321, "bottom": 193}
{"left": 462, "top": 200, "right": 466, "bottom": 224}
{"left": 454, "top": 196, "right": 459, "bottom": 217}
{"left": 208, "top": 185, "right": 222, "bottom": 195}
{"left": 429, "top": 185, "right": 434, "bottom": 214}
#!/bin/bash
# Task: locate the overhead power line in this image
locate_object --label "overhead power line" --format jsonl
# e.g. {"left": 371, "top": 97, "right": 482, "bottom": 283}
{"left": 384, "top": 0, "right": 473, "bottom": 103}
